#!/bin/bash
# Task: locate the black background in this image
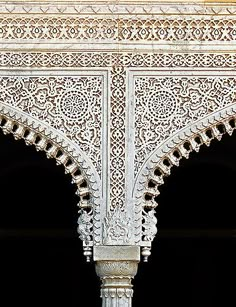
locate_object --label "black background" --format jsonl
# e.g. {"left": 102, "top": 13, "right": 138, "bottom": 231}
{"left": 0, "top": 129, "right": 236, "bottom": 306}
{"left": 0, "top": 130, "right": 100, "bottom": 306}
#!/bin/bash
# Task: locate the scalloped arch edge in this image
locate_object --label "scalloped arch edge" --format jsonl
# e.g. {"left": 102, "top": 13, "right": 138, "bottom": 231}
{"left": 0, "top": 103, "right": 103, "bottom": 259}
{"left": 133, "top": 104, "right": 236, "bottom": 260}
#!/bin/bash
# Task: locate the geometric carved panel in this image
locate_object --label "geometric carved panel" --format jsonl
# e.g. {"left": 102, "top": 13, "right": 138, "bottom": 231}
{"left": 133, "top": 72, "right": 236, "bottom": 176}
{"left": 0, "top": 72, "right": 105, "bottom": 175}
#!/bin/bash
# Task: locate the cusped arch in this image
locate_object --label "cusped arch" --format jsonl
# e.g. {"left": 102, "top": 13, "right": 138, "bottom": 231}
{"left": 0, "top": 103, "right": 102, "bottom": 260}
{"left": 133, "top": 104, "right": 236, "bottom": 261}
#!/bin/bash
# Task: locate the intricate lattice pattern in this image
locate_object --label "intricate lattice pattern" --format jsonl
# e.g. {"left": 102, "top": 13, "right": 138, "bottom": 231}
{"left": 110, "top": 67, "right": 126, "bottom": 209}
{"left": 3, "top": 0, "right": 236, "bottom": 260}
{"left": 1, "top": 17, "right": 236, "bottom": 42}
{"left": 1, "top": 49, "right": 236, "bottom": 248}
{"left": 0, "top": 76, "right": 103, "bottom": 174}
{"left": 134, "top": 76, "right": 236, "bottom": 175}
{"left": 0, "top": 53, "right": 235, "bottom": 68}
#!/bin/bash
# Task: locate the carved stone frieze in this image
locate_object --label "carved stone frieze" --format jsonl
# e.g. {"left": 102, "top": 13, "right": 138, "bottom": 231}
{"left": 0, "top": 52, "right": 236, "bottom": 68}
{"left": 1, "top": 16, "right": 236, "bottom": 43}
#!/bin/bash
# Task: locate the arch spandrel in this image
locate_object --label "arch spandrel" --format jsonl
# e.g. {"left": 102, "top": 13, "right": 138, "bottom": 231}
{"left": 0, "top": 102, "right": 102, "bottom": 260}
{"left": 133, "top": 104, "right": 236, "bottom": 260}
{"left": 0, "top": 70, "right": 105, "bottom": 257}
{"left": 0, "top": 72, "right": 104, "bottom": 175}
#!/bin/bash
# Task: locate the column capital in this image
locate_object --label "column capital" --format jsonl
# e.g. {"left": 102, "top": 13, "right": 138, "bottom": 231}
{"left": 95, "top": 247, "right": 140, "bottom": 307}
{"left": 95, "top": 260, "right": 138, "bottom": 307}
{"left": 96, "top": 260, "right": 138, "bottom": 280}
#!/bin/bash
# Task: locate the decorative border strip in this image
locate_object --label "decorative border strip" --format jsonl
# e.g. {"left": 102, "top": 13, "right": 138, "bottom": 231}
{"left": 1, "top": 52, "right": 235, "bottom": 68}
{"left": 0, "top": 17, "right": 236, "bottom": 42}
{"left": 110, "top": 66, "right": 127, "bottom": 209}
{"left": 1, "top": 2, "right": 236, "bottom": 16}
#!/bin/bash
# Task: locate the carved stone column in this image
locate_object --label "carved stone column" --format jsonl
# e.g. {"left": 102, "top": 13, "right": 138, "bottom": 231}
{"left": 94, "top": 246, "right": 140, "bottom": 307}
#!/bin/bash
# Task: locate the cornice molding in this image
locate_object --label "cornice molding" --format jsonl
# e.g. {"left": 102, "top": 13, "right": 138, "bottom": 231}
{"left": 1, "top": 1, "right": 236, "bottom": 16}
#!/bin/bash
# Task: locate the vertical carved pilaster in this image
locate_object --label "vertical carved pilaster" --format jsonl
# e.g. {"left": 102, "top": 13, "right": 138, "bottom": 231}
{"left": 95, "top": 260, "right": 138, "bottom": 307}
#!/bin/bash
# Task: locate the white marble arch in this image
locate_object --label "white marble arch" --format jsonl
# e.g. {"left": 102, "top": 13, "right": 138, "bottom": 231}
{"left": 134, "top": 104, "right": 236, "bottom": 260}
{"left": 0, "top": 102, "right": 102, "bottom": 260}
{"left": 1, "top": 0, "right": 236, "bottom": 305}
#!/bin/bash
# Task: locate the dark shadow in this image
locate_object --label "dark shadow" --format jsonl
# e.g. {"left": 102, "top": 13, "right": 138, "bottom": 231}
{"left": 134, "top": 132, "right": 236, "bottom": 307}
{"left": 0, "top": 130, "right": 100, "bottom": 307}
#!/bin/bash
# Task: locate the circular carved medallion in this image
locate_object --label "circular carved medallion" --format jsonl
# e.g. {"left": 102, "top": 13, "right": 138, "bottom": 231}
{"left": 149, "top": 90, "right": 177, "bottom": 120}
{"left": 60, "top": 90, "right": 88, "bottom": 120}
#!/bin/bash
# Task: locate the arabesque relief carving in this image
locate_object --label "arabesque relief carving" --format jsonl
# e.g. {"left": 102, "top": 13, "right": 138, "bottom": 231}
{"left": 0, "top": 75, "right": 103, "bottom": 173}
{"left": 134, "top": 76, "right": 236, "bottom": 174}
{"left": 1, "top": 16, "right": 236, "bottom": 42}
{"left": 1, "top": 0, "right": 236, "bottom": 305}
{"left": 0, "top": 53, "right": 235, "bottom": 68}
{"left": 135, "top": 105, "right": 236, "bottom": 259}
